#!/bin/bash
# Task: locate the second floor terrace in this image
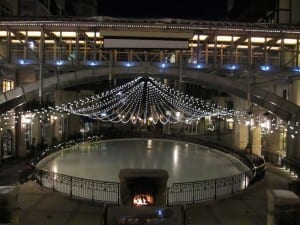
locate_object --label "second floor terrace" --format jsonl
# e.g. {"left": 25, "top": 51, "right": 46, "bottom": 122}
{"left": 1, "top": 17, "right": 300, "bottom": 75}
{"left": 1, "top": 17, "right": 300, "bottom": 123}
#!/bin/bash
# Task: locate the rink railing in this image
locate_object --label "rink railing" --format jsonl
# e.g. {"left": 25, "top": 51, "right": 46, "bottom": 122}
{"left": 167, "top": 170, "right": 253, "bottom": 204}
{"left": 33, "top": 168, "right": 253, "bottom": 205}
{"left": 34, "top": 169, "right": 120, "bottom": 204}
{"left": 29, "top": 135, "right": 263, "bottom": 205}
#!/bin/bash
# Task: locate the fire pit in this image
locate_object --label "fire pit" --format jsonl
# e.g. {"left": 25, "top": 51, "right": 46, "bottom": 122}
{"left": 133, "top": 194, "right": 154, "bottom": 206}
{"left": 119, "top": 169, "right": 169, "bottom": 206}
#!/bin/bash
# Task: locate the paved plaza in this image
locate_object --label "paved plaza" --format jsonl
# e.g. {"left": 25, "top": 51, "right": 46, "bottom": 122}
{"left": 0, "top": 158, "right": 296, "bottom": 225}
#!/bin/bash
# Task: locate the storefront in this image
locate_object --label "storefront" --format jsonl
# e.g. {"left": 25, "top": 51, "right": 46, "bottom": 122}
{"left": 0, "top": 129, "right": 14, "bottom": 165}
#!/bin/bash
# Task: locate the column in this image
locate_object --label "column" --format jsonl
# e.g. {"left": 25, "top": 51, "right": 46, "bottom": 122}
{"left": 172, "top": 123, "right": 184, "bottom": 134}
{"left": 287, "top": 79, "right": 300, "bottom": 160}
{"left": 162, "top": 123, "right": 171, "bottom": 135}
{"left": 6, "top": 29, "right": 11, "bottom": 63}
{"left": 233, "top": 123, "right": 248, "bottom": 151}
{"left": 265, "top": 130, "right": 286, "bottom": 163}
{"left": 251, "top": 126, "right": 261, "bottom": 156}
{"left": 75, "top": 28, "right": 79, "bottom": 64}
{"left": 16, "top": 118, "right": 27, "bottom": 157}
{"left": 292, "top": 79, "right": 300, "bottom": 105}
{"left": 38, "top": 27, "right": 45, "bottom": 104}
{"left": 286, "top": 132, "right": 300, "bottom": 160}
{"left": 179, "top": 50, "right": 183, "bottom": 90}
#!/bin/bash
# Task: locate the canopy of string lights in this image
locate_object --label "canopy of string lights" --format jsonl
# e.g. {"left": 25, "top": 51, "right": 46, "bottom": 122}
{"left": 1, "top": 76, "right": 298, "bottom": 138}
{"left": 54, "top": 76, "right": 241, "bottom": 124}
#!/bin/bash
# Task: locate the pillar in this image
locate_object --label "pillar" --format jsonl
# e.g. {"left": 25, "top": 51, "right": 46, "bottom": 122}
{"left": 286, "top": 133, "right": 300, "bottom": 161}
{"left": 172, "top": 123, "right": 184, "bottom": 134}
{"left": 201, "top": 117, "right": 210, "bottom": 134}
{"left": 291, "top": 79, "right": 300, "bottom": 105}
{"left": 233, "top": 123, "right": 248, "bottom": 151}
{"left": 287, "top": 79, "right": 300, "bottom": 160}
{"left": 251, "top": 126, "right": 261, "bottom": 156}
{"left": 38, "top": 27, "right": 45, "bottom": 104}
{"left": 265, "top": 129, "right": 286, "bottom": 163}
{"left": 162, "top": 123, "right": 171, "bottom": 135}
{"left": 16, "top": 119, "right": 27, "bottom": 157}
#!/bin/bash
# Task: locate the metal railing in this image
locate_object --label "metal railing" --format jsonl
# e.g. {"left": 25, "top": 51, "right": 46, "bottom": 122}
{"left": 35, "top": 169, "right": 120, "bottom": 204}
{"left": 167, "top": 171, "right": 252, "bottom": 204}
{"left": 32, "top": 166, "right": 253, "bottom": 205}
{"left": 281, "top": 157, "right": 300, "bottom": 178}
{"left": 24, "top": 134, "right": 264, "bottom": 205}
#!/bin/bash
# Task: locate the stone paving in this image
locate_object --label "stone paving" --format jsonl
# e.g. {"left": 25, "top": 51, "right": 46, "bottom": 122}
{"left": 0, "top": 159, "right": 296, "bottom": 225}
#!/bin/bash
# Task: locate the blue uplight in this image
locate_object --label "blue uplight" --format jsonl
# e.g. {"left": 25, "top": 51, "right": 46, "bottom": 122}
{"left": 292, "top": 67, "right": 300, "bottom": 73}
{"left": 56, "top": 60, "right": 63, "bottom": 66}
{"left": 20, "top": 59, "right": 25, "bottom": 65}
{"left": 161, "top": 63, "right": 166, "bottom": 68}
{"left": 230, "top": 65, "right": 237, "bottom": 70}
{"left": 196, "top": 64, "right": 204, "bottom": 69}
{"left": 125, "top": 62, "right": 132, "bottom": 67}
{"left": 225, "top": 64, "right": 238, "bottom": 70}
{"left": 89, "top": 61, "right": 97, "bottom": 66}
{"left": 260, "top": 65, "right": 271, "bottom": 71}
{"left": 157, "top": 209, "right": 163, "bottom": 217}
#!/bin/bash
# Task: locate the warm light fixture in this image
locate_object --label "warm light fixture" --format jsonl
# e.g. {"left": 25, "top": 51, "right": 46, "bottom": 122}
{"left": 85, "top": 32, "right": 101, "bottom": 38}
{"left": 245, "top": 37, "right": 272, "bottom": 43}
{"left": 216, "top": 36, "right": 240, "bottom": 42}
{"left": 192, "top": 34, "right": 208, "bottom": 41}
{"left": 52, "top": 31, "right": 77, "bottom": 38}
{"left": 276, "top": 39, "right": 297, "bottom": 45}
{"left": 20, "top": 31, "right": 42, "bottom": 37}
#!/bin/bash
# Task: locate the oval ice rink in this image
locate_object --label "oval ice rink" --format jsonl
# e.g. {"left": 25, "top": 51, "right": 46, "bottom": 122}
{"left": 37, "top": 138, "right": 249, "bottom": 185}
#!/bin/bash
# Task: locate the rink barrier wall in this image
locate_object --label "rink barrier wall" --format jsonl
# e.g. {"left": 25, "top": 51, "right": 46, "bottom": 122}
{"left": 33, "top": 167, "right": 253, "bottom": 205}
{"left": 28, "top": 135, "right": 265, "bottom": 205}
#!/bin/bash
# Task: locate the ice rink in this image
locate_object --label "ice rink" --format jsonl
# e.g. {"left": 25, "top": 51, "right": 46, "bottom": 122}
{"left": 37, "top": 138, "right": 249, "bottom": 185}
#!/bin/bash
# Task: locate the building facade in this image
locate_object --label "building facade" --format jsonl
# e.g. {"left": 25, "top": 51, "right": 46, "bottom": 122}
{"left": 0, "top": 17, "right": 300, "bottom": 167}
{"left": 0, "top": 0, "right": 98, "bottom": 17}
{"left": 228, "top": 0, "right": 300, "bottom": 25}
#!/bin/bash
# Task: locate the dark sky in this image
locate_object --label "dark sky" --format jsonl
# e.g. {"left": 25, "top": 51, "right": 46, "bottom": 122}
{"left": 98, "top": 0, "right": 228, "bottom": 21}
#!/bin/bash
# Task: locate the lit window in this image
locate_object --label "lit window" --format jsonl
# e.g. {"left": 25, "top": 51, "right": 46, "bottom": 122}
{"left": 2, "top": 79, "right": 14, "bottom": 92}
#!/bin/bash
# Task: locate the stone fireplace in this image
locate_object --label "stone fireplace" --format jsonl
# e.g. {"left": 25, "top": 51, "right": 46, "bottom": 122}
{"left": 119, "top": 169, "right": 169, "bottom": 206}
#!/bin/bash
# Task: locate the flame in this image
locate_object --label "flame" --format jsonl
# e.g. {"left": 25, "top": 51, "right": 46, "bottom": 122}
{"left": 133, "top": 194, "right": 153, "bottom": 206}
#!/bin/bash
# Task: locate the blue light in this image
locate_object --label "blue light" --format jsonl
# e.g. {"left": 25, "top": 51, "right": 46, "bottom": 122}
{"left": 226, "top": 64, "right": 238, "bottom": 70}
{"left": 230, "top": 65, "right": 236, "bottom": 70}
{"left": 157, "top": 209, "right": 163, "bottom": 217}
{"left": 125, "top": 62, "right": 132, "bottom": 67}
{"left": 56, "top": 60, "right": 63, "bottom": 66}
{"left": 161, "top": 63, "right": 166, "bottom": 68}
{"left": 196, "top": 64, "right": 203, "bottom": 69}
{"left": 293, "top": 67, "right": 300, "bottom": 73}
{"left": 260, "top": 65, "right": 271, "bottom": 71}
{"left": 20, "top": 59, "right": 25, "bottom": 65}
{"left": 90, "top": 61, "right": 97, "bottom": 66}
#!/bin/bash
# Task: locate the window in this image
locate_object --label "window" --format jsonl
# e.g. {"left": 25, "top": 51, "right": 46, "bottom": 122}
{"left": 1, "top": 3, "right": 11, "bottom": 16}
{"left": 2, "top": 79, "right": 14, "bottom": 92}
{"left": 283, "top": 89, "right": 287, "bottom": 99}
{"left": 1, "top": 129, "right": 13, "bottom": 158}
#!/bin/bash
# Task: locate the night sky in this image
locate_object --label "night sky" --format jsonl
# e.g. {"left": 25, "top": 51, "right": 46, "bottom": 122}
{"left": 98, "top": 0, "right": 228, "bottom": 21}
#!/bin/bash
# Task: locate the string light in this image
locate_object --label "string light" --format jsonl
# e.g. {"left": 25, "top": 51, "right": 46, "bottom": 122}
{"left": 56, "top": 77, "right": 243, "bottom": 124}
{"left": 0, "top": 77, "right": 299, "bottom": 139}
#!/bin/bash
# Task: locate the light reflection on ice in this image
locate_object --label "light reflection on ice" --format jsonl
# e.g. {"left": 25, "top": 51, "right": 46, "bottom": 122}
{"left": 40, "top": 138, "right": 249, "bottom": 185}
